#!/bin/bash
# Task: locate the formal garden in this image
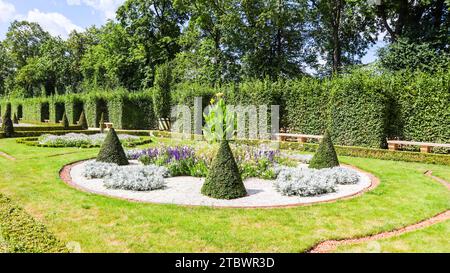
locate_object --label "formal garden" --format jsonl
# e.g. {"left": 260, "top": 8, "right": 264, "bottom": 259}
{"left": 0, "top": 0, "right": 449, "bottom": 254}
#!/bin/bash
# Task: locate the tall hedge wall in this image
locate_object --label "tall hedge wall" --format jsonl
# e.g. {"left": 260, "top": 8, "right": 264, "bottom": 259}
{"left": 329, "top": 72, "right": 389, "bottom": 148}
{"left": 283, "top": 78, "right": 329, "bottom": 135}
{"left": 1, "top": 70, "right": 449, "bottom": 149}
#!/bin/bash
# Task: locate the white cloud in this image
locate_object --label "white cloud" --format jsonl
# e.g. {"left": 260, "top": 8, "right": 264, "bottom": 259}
{"left": 0, "top": 0, "right": 15, "bottom": 23}
{"left": 67, "top": 0, "right": 125, "bottom": 20}
{"left": 24, "top": 9, "right": 84, "bottom": 38}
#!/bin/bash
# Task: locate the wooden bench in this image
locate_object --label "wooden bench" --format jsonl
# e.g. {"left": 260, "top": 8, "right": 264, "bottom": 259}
{"left": 387, "top": 140, "right": 450, "bottom": 153}
{"left": 274, "top": 133, "right": 323, "bottom": 143}
{"left": 104, "top": 122, "right": 114, "bottom": 129}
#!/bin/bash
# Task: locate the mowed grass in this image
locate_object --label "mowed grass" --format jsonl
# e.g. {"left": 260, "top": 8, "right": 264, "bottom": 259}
{"left": 0, "top": 138, "right": 449, "bottom": 252}
{"left": 334, "top": 220, "right": 450, "bottom": 253}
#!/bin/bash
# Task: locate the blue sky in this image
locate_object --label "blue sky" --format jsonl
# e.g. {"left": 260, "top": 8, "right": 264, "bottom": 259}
{"left": 0, "top": 0, "right": 383, "bottom": 64}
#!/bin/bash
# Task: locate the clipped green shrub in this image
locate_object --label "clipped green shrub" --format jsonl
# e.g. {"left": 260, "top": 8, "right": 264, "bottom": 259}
{"left": 309, "top": 130, "right": 339, "bottom": 169}
{"left": 201, "top": 140, "right": 247, "bottom": 199}
{"left": 99, "top": 112, "right": 105, "bottom": 133}
{"left": 3, "top": 117, "right": 14, "bottom": 137}
{"left": 1, "top": 102, "right": 11, "bottom": 130}
{"left": 0, "top": 193, "right": 67, "bottom": 253}
{"left": 96, "top": 128, "right": 129, "bottom": 165}
{"left": 13, "top": 113, "right": 18, "bottom": 124}
{"left": 78, "top": 110, "right": 88, "bottom": 129}
{"left": 62, "top": 112, "right": 69, "bottom": 130}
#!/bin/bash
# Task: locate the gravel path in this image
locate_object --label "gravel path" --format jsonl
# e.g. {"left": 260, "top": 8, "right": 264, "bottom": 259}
{"left": 62, "top": 161, "right": 374, "bottom": 208}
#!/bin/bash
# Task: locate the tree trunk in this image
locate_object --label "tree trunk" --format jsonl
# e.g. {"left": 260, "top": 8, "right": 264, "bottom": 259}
{"left": 332, "top": 0, "right": 342, "bottom": 75}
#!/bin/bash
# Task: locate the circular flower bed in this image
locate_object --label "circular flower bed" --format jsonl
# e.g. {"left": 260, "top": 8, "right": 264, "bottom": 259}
{"left": 62, "top": 150, "right": 375, "bottom": 207}
{"left": 17, "top": 133, "right": 151, "bottom": 148}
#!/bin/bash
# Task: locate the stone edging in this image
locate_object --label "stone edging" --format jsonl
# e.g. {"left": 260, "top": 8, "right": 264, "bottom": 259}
{"left": 308, "top": 171, "right": 450, "bottom": 253}
{"left": 59, "top": 161, "right": 380, "bottom": 209}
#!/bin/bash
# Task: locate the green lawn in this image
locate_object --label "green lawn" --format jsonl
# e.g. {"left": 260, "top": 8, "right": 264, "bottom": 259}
{"left": 0, "top": 138, "right": 449, "bottom": 252}
{"left": 334, "top": 220, "right": 450, "bottom": 253}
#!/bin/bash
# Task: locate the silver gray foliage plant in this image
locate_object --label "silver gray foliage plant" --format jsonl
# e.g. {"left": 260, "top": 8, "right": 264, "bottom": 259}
{"left": 274, "top": 167, "right": 360, "bottom": 197}
{"left": 82, "top": 161, "right": 169, "bottom": 191}
{"left": 103, "top": 165, "right": 168, "bottom": 191}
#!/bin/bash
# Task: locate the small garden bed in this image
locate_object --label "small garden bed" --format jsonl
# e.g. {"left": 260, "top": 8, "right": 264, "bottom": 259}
{"left": 16, "top": 133, "right": 152, "bottom": 148}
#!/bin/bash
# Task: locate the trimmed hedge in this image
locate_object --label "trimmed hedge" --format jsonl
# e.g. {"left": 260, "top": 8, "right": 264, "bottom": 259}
{"left": 14, "top": 125, "right": 82, "bottom": 132}
{"left": 97, "top": 128, "right": 129, "bottom": 165}
{"left": 1, "top": 70, "right": 449, "bottom": 150}
{"left": 329, "top": 71, "right": 389, "bottom": 148}
{"left": 16, "top": 136, "right": 151, "bottom": 148}
{"left": 0, "top": 193, "right": 67, "bottom": 253}
{"left": 201, "top": 140, "right": 247, "bottom": 199}
{"left": 283, "top": 78, "right": 329, "bottom": 134}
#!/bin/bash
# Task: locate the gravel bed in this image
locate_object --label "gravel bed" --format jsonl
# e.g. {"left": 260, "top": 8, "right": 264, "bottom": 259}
{"left": 67, "top": 161, "right": 373, "bottom": 208}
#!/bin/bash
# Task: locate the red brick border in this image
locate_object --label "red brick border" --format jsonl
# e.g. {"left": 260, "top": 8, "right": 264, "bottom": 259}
{"left": 59, "top": 161, "right": 380, "bottom": 209}
{"left": 308, "top": 172, "right": 450, "bottom": 253}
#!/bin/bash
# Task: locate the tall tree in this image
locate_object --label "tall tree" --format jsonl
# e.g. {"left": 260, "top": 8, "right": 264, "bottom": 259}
{"left": 307, "top": 0, "right": 378, "bottom": 74}
{"left": 376, "top": 0, "right": 450, "bottom": 46}
{"left": 116, "top": 0, "right": 186, "bottom": 87}
{"left": 4, "top": 21, "right": 50, "bottom": 69}
{"left": 81, "top": 21, "right": 146, "bottom": 90}
{"left": 233, "top": 0, "right": 308, "bottom": 79}
{"left": 66, "top": 27, "right": 101, "bottom": 92}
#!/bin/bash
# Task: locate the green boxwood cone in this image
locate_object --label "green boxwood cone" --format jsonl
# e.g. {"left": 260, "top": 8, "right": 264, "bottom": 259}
{"left": 309, "top": 130, "right": 339, "bottom": 169}
{"left": 78, "top": 110, "right": 88, "bottom": 130}
{"left": 62, "top": 112, "right": 69, "bottom": 130}
{"left": 3, "top": 117, "right": 14, "bottom": 138}
{"left": 201, "top": 140, "right": 247, "bottom": 199}
{"left": 96, "top": 128, "right": 129, "bottom": 165}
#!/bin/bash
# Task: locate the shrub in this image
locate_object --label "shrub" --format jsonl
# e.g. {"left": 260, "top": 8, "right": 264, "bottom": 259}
{"left": 201, "top": 140, "right": 247, "bottom": 199}
{"left": 309, "top": 130, "right": 339, "bottom": 169}
{"left": 78, "top": 110, "right": 88, "bottom": 129}
{"left": 96, "top": 128, "right": 129, "bottom": 165}
{"left": 3, "top": 117, "right": 14, "bottom": 138}
{"left": 13, "top": 113, "right": 18, "bottom": 124}
{"left": 1, "top": 102, "right": 11, "bottom": 130}
{"left": 103, "top": 165, "right": 167, "bottom": 191}
{"left": 274, "top": 167, "right": 337, "bottom": 196}
{"left": 82, "top": 161, "right": 119, "bottom": 179}
{"left": 153, "top": 62, "right": 172, "bottom": 119}
{"left": 62, "top": 112, "right": 69, "bottom": 130}
{"left": 274, "top": 167, "right": 359, "bottom": 197}
{"left": 0, "top": 193, "right": 67, "bottom": 253}
{"left": 38, "top": 133, "right": 140, "bottom": 147}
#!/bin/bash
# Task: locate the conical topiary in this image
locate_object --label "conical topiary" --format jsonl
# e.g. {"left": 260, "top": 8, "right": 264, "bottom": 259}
{"left": 1, "top": 103, "right": 11, "bottom": 129}
{"left": 3, "top": 117, "right": 14, "bottom": 137}
{"left": 201, "top": 140, "right": 247, "bottom": 199}
{"left": 99, "top": 112, "right": 105, "bottom": 133}
{"left": 96, "top": 128, "right": 129, "bottom": 165}
{"left": 62, "top": 112, "right": 69, "bottom": 130}
{"left": 309, "top": 130, "right": 339, "bottom": 169}
{"left": 13, "top": 113, "right": 18, "bottom": 124}
{"left": 78, "top": 111, "right": 88, "bottom": 130}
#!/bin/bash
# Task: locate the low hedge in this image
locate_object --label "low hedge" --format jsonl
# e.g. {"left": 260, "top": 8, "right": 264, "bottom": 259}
{"left": 14, "top": 125, "right": 83, "bottom": 132}
{"left": 16, "top": 136, "right": 152, "bottom": 148}
{"left": 278, "top": 142, "right": 450, "bottom": 166}
{"left": 0, "top": 193, "right": 67, "bottom": 253}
